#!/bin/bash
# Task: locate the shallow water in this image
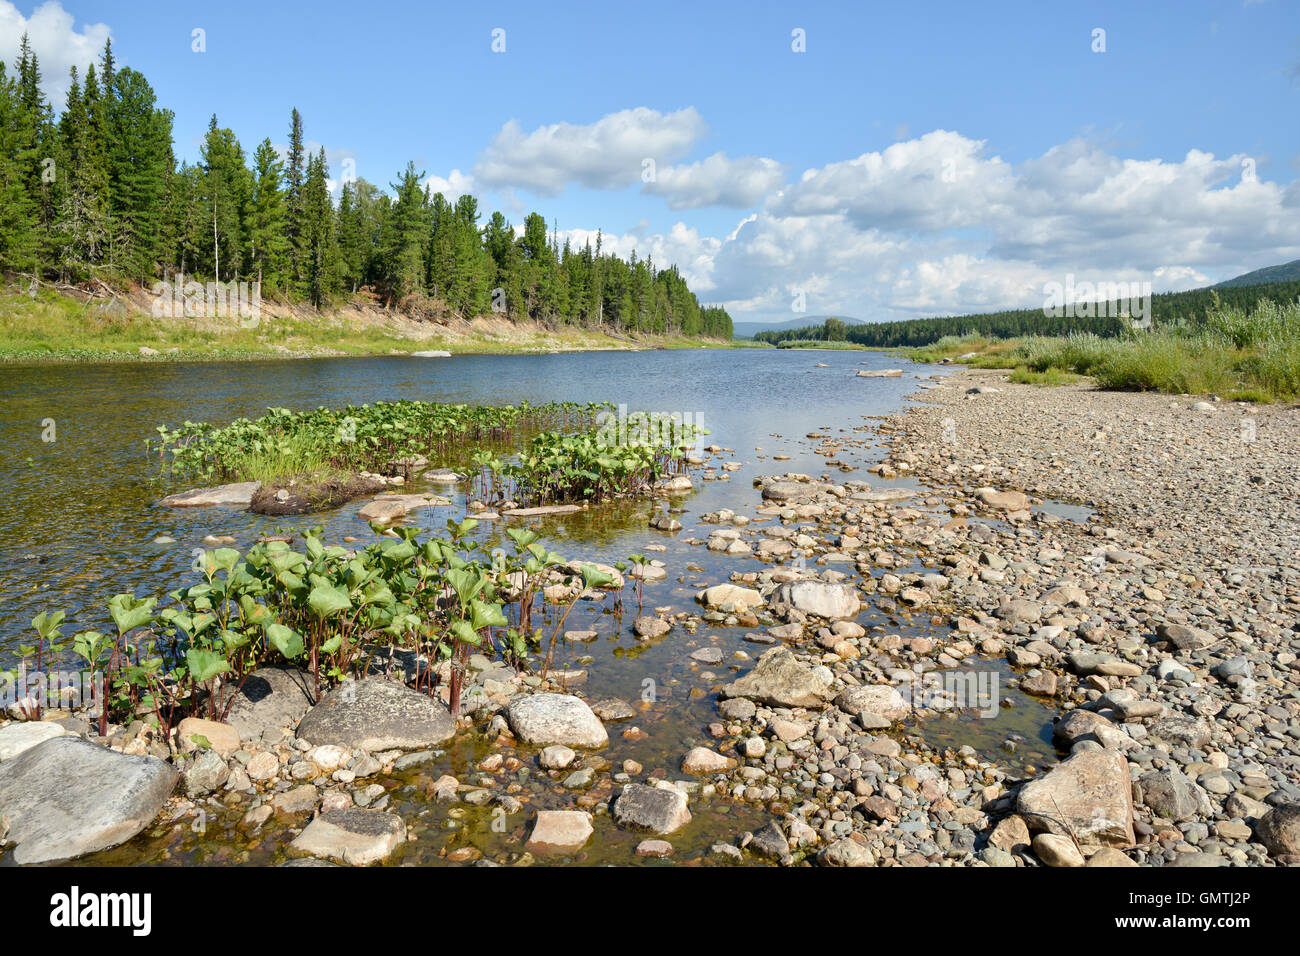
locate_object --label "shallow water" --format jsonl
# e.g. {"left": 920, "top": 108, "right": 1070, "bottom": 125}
{"left": 0, "top": 349, "right": 1058, "bottom": 865}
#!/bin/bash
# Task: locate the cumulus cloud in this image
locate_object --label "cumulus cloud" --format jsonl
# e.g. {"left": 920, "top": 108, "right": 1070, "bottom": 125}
{"left": 0, "top": 1, "right": 111, "bottom": 106}
{"left": 473, "top": 107, "right": 707, "bottom": 196}
{"left": 642, "top": 152, "right": 786, "bottom": 209}
{"left": 599, "top": 130, "right": 1300, "bottom": 323}
{"left": 423, "top": 168, "right": 476, "bottom": 202}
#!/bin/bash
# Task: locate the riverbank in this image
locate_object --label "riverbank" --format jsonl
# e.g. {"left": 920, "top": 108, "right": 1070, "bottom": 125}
{"left": 0, "top": 289, "right": 732, "bottom": 363}
{"left": 865, "top": 368, "right": 1300, "bottom": 864}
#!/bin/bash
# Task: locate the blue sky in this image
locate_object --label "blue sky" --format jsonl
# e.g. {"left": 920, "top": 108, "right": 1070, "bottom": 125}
{"left": 3, "top": 0, "right": 1299, "bottom": 322}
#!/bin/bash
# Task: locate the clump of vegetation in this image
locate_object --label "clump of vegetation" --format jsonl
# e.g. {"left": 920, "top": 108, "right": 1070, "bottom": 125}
{"left": 150, "top": 400, "right": 610, "bottom": 485}
{"left": 7, "top": 522, "right": 619, "bottom": 733}
{"left": 472, "top": 419, "right": 699, "bottom": 506}
{"left": 153, "top": 399, "right": 702, "bottom": 508}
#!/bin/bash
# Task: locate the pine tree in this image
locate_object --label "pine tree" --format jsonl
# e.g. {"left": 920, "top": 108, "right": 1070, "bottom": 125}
{"left": 285, "top": 107, "right": 306, "bottom": 288}
{"left": 199, "top": 115, "right": 251, "bottom": 281}
{"left": 0, "top": 60, "right": 39, "bottom": 273}
{"left": 248, "top": 138, "right": 289, "bottom": 291}
{"left": 301, "top": 147, "right": 337, "bottom": 307}
{"left": 102, "top": 53, "right": 174, "bottom": 283}
{"left": 386, "top": 162, "right": 427, "bottom": 302}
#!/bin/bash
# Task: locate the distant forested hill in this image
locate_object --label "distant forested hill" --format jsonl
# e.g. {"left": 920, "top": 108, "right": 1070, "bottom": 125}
{"left": 753, "top": 280, "right": 1300, "bottom": 348}
{"left": 1214, "top": 259, "right": 1300, "bottom": 288}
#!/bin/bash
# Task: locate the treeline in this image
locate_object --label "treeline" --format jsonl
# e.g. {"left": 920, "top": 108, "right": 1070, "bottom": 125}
{"left": 754, "top": 281, "right": 1300, "bottom": 348}
{"left": 0, "top": 37, "right": 732, "bottom": 339}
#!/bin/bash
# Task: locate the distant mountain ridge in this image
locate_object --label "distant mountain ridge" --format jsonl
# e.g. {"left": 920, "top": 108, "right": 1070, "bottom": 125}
{"left": 1214, "top": 258, "right": 1300, "bottom": 289}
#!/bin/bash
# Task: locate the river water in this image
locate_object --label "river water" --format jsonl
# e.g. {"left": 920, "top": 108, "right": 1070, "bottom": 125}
{"left": 0, "top": 348, "right": 1058, "bottom": 865}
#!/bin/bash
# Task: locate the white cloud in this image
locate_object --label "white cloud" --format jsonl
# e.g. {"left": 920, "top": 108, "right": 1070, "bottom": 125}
{"left": 422, "top": 168, "right": 476, "bottom": 202}
{"left": 0, "top": 1, "right": 111, "bottom": 106}
{"left": 473, "top": 107, "right": 707, "bottom": 196}
{"left": 603, "top": 130, "right": 1300, "bottom": 323}
{"left": 642, "top": 152, "right": 786, "bottom": 209}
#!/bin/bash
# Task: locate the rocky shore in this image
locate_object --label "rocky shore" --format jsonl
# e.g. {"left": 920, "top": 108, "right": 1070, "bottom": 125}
{"left": 2, "top": 366, "right": 1297, "bottom": 867}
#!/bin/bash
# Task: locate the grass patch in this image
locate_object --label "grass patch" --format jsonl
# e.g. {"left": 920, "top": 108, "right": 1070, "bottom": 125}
{"left": 899, "top": 297, "right": 1300, "bottom": 402}
{"left": 1008, "top": 366, "right": 1087, "bottom": 386}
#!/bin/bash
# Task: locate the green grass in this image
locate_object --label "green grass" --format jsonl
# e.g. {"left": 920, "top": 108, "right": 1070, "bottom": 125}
{"left": 0, "top": 289, "right": 737, "bottom": 363}
{"left": 900, "top": 298, "right": 1300, "bottom": 402}
{"left": 1008, "top": 366, "right": 1087, "bottom": 386}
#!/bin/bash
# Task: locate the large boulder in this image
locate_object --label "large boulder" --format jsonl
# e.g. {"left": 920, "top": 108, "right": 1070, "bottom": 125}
{"left": 771, "top": 581, "right": 860, "bottom": 621}
{"left": 1139, "top": 768, "right": 1212, "bottom": 822}
{"left": 526, "top": 810, "right": 594, "bottom": 852}
{"left": 0, "top": 736, "right": 178, "bottom": 864}
{"left": 0, "top": 721, "right": 67, "bottom": 761}
{"left": 219, "top": 667, "right": 316, "bottom": 743}
{"left": 506, "top": 694, "right": 608, "bottom": 749}
{"left": 1254, "top": 804, "right": 1300, "bottom": 858}
{"left": 158, "top": 481, "right": 260, "bottom": 507}
{"left": 612, "top": 784, "right": 691, "bottom": 834}
{"left": 296, "top": 678, "right": 456, "bottom": 751}
{"left": 1016, "top": 749, "right": 1134, "bottom": 847}
{"left": 289, "top": 809, "right": 406, "bottom": 865}
{"left": 834, "top": 685, "right": 910, "bottom": 726}
{"left": 720, "top": 646, "right": 834, "bottom": 709}
{"left": 697, "top": 584, "right": 764, "bottom": 612}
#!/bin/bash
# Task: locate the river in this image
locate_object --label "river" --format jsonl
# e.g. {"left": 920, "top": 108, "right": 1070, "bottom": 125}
{"left": 0, "top": 348, "right": 1058, "bottom": 865}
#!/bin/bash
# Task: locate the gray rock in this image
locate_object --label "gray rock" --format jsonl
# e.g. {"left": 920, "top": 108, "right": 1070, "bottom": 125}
{"left": 1156, "top": 623, "right": 1214, "bottom": 651}
{"left": 748, "top": 821, "right": 792, "bottom": 862}
{"left": 220, "top": 666, "right": 317, "bottom": 743}
{"left": 612, "top": 784, "right": 691, "bottom": 834}
{"left": 506, "top": 694, "right": 608, "bottom": 749}
{"left": 1255, "top": 804, "right": 1300, "bottom": 858}
{"left": 0, "top": 736, "right": 178, "bottom": 864}
{"left": 158, "top": 481, "right": 261, "bottom": 507}
{"left": 771, "top": 580, "right": 861, "bottom": 621}
{"left": 0, "top": 721, "right": 67, "bottom": 760}
{"left": 296, "top": 678, "right": 455, "bottom": 751}
{"left": 761, "top": 481, "right": 808, "bottom": 502}
{"left": 1146, "top": 717, "right": 1211, "bottom": 750}
{"left": 1139, "top": 768, "right": 1211, "bottom": 822}
{"left": 720, "top": 646, "right": 835, "bottom": 709}
{"left": 289, "top": 808, "right": 406, "bottom": 865}
{"left": 183, "top": 750, "right": 230, "bottom": 797}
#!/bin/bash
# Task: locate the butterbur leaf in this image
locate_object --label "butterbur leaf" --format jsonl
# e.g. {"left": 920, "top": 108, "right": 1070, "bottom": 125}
{"left": 450, "top": 619, "right": 482, "bottom": 646}
{"left": 470, "top": 600, "right": 508, "bottom": 630}
{"left": 264, "top": 623, "right": 304, "bottom": 659}
{"left": 205, "top": 548, "right": 241, "bottom": 575}
{"left": 308, "top": 583, "right": 352, "bottom": 617}
{"left": 108, "top": 594, "right": 156, "bottom": 635}
{"left": 579, "top": 563, "right": 615, "bottom": 589}
{"left": 185, "top": 648, "right": 230, "bottom": 683}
